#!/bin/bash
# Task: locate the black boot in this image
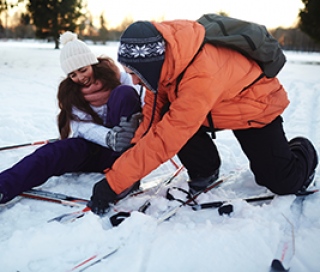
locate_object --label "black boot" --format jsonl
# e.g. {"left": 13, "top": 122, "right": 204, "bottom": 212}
{"left": 188, "top": 169, "right": 219, "bottom": 195}
{"left": 289, "top": 137, "right": 318, "bottom": 192}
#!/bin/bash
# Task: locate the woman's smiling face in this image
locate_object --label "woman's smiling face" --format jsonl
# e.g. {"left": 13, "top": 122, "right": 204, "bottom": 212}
{"left": 68, "top": 65, "right": 95, "bottom": 86}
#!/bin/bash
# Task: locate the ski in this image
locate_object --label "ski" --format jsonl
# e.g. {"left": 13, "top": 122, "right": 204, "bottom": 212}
{"left": 270, "top": 211, "right": 297, "bottom": 271}
{"left": 20, "top": 189, "right": 89, "bottom": 207}
{"left": 191, "top": 189, "right": 319, "bottom": 211}
{"left": 157, "top": 174, "right": 232, "bottom": 224}
{"left": 48, "top": 185, "right": 156, "bottom": 224}
{"left": 1, "top": 189, "right": 89, "bottom": 212}
{"left": 270, "top": 189, "right": 317, "bottom": 271}
{"left": 47, "top": 188, "right": 148, "bottom": 224}
{"left": 48, "top": 167, "right": 185, "bottom": 224}
{"left": 47, "top": 187, "right": 148, "bottom": 224}
{"left": 66, "top": 245, "right": 120, "bottom": 272}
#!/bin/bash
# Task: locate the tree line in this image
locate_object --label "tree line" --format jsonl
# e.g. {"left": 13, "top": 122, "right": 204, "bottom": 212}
{"left": 0, "top": 0, "right": 319, "bottom": 51}
{"left": 0, "top": 0, "right": 136, "bottom": 48}
{"left": 270, "top": 27, "right": 320, "bottom": 52}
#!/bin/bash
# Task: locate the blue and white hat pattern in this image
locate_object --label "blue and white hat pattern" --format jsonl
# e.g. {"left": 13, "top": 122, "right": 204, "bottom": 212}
{"left": 118, "top": 36, "right": 165, "bottom": 63}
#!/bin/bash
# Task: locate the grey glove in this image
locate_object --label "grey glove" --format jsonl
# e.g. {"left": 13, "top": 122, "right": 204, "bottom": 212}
{"left": 119, "top": 112, "right": 143, "bottom": 133}
{"left": 106, "top": 113, "right": 143, "bottom": 152}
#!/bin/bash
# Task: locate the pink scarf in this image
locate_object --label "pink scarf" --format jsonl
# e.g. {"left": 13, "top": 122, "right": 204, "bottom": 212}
{"left": 81, "top": 80, "right": 111, "bottom": 107}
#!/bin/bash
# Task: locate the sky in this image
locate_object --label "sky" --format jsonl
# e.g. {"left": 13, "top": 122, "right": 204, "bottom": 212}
{"left": 86, "top": 0, "right": 305, "bottom": 29}
{"left": 2, "top": 0, "right": 304, "bottom": 30}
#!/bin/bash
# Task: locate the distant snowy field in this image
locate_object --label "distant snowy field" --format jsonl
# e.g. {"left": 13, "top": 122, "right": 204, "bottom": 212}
{"left": 0, "top": 40, "right": 320, "bottom": 272}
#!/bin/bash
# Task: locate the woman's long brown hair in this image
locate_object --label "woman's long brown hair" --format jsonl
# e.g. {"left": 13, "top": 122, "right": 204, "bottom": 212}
{"left": 57, "top": 57, "right": 121, "bottom": 139}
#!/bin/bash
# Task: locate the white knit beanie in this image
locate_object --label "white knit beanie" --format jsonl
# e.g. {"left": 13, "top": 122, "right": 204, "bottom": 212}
{"left": 60, "top": 31, "right": 99, "bottom": 74}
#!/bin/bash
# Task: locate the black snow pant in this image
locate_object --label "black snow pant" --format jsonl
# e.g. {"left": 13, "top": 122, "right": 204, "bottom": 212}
{"left": 177, "top": 116, "right": 310, "bottom": 195}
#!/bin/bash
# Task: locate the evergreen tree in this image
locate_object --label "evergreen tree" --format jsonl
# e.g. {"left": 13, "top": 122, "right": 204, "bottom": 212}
{"left": 99, "top": 13, "right": 108, "bottom": 44}
{"left": 28, "top": 0, "right": 83, "bottom": 49}
{"left": 299, "top": 0, "right": 320, "bottom": 43}
{"left": 20, "top": 13, "right": 31, "bottom": 25}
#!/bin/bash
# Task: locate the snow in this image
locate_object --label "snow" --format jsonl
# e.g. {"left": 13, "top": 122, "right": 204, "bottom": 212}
{"left": 0, "top": 39, "right": 320, "bottom": 272}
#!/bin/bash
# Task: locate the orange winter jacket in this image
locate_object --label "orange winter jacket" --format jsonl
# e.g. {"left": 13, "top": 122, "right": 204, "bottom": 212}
{"left": 105, "top": 20, "right": 290, "bottom": 194}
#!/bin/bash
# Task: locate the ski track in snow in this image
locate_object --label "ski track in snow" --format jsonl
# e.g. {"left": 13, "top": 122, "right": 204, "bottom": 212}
{"left": 0, "top": 41, "right": 320, "bottom": 272}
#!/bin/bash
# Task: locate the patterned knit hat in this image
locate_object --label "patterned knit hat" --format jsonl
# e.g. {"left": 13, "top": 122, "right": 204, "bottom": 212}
{"left": 60, "top": 31, "right": 99, "bottom": 75}
{"left": 118, "top": 21, "right": 165, "bottom": 94}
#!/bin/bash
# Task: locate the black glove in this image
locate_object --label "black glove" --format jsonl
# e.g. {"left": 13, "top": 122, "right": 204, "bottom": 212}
{"left": 87, "top": 178, "right": 118, "bottom": 215}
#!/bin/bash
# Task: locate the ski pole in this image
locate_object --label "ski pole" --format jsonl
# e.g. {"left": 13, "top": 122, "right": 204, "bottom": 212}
{"left": 20, "top": 189, "right": 89, "bottom": 207}
{"left": 169, "top": 158, "right": 180, "bottom": 170}
{"left": 0, "top": 138, "right": 58, "bottom": 151}
{"left": 48, "top": 206, "right": 91, "bottom": 224}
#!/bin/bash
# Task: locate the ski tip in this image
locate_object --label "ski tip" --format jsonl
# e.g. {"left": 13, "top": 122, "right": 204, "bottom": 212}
{"left": 270, "top": 259, "right": 289, "bottom": 271}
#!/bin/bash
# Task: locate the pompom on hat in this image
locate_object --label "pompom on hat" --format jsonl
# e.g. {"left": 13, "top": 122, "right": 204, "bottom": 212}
{"left": 118, "top": 21, "right": 165, "bottom": 94}
{"left": 60, "top": 31, "right": 98, "bottom": 75}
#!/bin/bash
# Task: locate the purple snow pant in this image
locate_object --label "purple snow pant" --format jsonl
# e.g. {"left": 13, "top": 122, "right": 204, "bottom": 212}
{"left": 0, "top": 85, "right": 141, "bottom": 203}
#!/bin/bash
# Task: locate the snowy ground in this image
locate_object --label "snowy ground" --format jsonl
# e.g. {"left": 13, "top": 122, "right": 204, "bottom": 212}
{"left": 0, "top": 40, "right": 320, "bottom": 272}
